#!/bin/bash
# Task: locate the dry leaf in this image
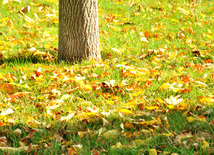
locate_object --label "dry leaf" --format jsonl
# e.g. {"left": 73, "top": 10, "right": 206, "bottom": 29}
{"left": 102, "top": 129, "right": 120, "bottom": 140}
{"left": 0, "top": 108, "right": 14, "bottom": 116}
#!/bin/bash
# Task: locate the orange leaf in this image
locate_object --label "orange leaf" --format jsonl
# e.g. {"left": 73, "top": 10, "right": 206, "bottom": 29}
{"left": 0, "top": 84, "right": 15, "bottom": 94}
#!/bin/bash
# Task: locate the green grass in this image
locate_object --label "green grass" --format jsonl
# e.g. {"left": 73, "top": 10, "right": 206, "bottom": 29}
{"left": 0, "top": 0, "right": 214, "bottom": 154}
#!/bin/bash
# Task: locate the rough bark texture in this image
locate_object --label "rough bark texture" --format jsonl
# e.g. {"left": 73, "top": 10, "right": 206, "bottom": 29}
{"left": 58, "top": 0, "right": 101, "bottom": 62}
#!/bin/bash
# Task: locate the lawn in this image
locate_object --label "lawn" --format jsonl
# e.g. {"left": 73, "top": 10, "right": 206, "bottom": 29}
{"left": 0, "top": 0, "right": 213, "bottom": 154}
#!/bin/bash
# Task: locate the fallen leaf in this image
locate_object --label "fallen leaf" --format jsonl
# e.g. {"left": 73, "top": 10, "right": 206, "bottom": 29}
{"left": 118, "top": 109, "right": 132, "bottom": 114}
{"left": 111, "top": 142, "right": 123, "bottom": 150}
{"left": 0, "top": 137, "right": 7, "bottom": 147}
{"left": 133, "top": 137, "right": 152, "bottom": 147}
{"left": 175, "top": 133, "right": 193, "bottom": 143}
{"left": 0, "top": 84, "right": 15, "bottom": 94}
{"left": 13, "top": 129, "right": 22, "bottom": 136}
{"left": 149, "top": 149, "right": 157, "bottom": 155}
{"left": 166, "top": 95, "right": 183, "bottom": 106}
{"left": 60, "top": 113, "right": 75, "bottom": 121}
{"left": 0, "top": 145, "right": 38, "bottom": 153}
{"left": 102, "top": 129, "right": 120, "bottom": 140}
{"left": 140, "top": 37, "right": 149, "bottom": 43}
{"left": 202, "top": 140, "right": 209, "bottom": 150}
{"left": 140, "top": 129, "right": 153, "bottom": 135}
{"left": 186, "top": 116, "right": 195, "bottom": 123}
{"left": 0, "top": 108, "right": 14, "bottom": 115}
{"left": 98, "top": 127, "right": 107, "bottom": 136}
{"left": 201, "top": 109, "right": 213, "bottom": 116}
{"left": 46, "top": 99, "right": 64, "bottom": 110}
{"left": 145, "top": 106, "right": 160, "bottom": 111}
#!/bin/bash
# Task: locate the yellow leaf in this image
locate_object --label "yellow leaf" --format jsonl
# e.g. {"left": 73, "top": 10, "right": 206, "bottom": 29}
{"left": 142, "top": 14, "right": 146, "bottom": 18}
{"left": 140, "top": 129, "right": 153, "bottom": 135}
{"left": 45, "top": 44, "right": 52, "bottom": 49}
{"left": 134, "top": 13, "right": 141, "bottom": 16}
{"left": 46, "top": 0, "right": 55, "bottom": 3}
{"left": 165, "top": 39, "right": 171, "bottom": 44}
{"left": 102, "top": 130, "right": 120, "bottom": 140}
{"left": 0, "top": 73, "right": 4, "bottom": 79}
{"left": 166, "top": 104, "right": 174, "bottom": 109}
{"left": 169, "top": 51, "right": 177, "bottom": 60}
{"left": 157, "top": 133, "right": 174, "bottom": 137}
{"left": 202, "top": 140, "right": 209, "bottom": 150}
{"left": 186, "top": 117, "right": 195, "bottom": 123}
{"left": 52, "top": 18, "right": 58, "bottom": 23}
{"left": 156, "top": 117, "right": 162, "bottom": 125}
{"left": 182, "top": 110, "right": 189, "bottom": 117}
{"left": 195, "top": 116, "right": 206, "bottom": 122}
{"left": 177, "top": 67, "right": 184, "bottom": 72}
{"left": 113, "top": 14, "right": 122, "bottom": 17}
{"left": 145, "top": 106, "right": 160, "bottom": 111}
{"left": 80, "top": 112, "right": 96, "bottom": 117}
{"left": 199, "top": 97, "right": 214, "bottom": 103}
{"left": 106, "top": 100, "right": 114, "bottom": 105}
{"left": 78, "top": 132, "right": 86, "bottom": 138}
{"left": 133, "top": 137, "right": 152, "bottom": 147}
{"left": 159, "top": 83, "right": 171, "bottom": 90}
{"left": 149, "top": 149, "right": 157, "bottom": 155}
{"left": 188, "top": 44, "right": 195, "bottom": 48}
{"left": 118, "top": 109, "right": 132, "bottom": 114}
{"left": 110, "top": 142, "right": 123, "bottom": 150}
{"left": 206, "top": 35, "right": 213, "bottom": 40}
{"left": 171, "top": 19, "right": 180, "bottom": 23}
{"left": 83, "top": 84, "right": 92, "bottom": 90}
{"left": 0, "top": 47, "right": 5, "bottom": 51}
{"left": 208, "top": 29, "right": 212, "bottom": 34}
{"left": 139, "top": 120, "right": 157, "bottom": 126}
{"left": 156, "top": 97, "right": 164, "bottom": 103}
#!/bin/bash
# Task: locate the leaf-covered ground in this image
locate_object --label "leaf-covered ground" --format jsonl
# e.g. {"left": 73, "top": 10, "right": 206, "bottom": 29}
{"left": 0, "top": 0, "right": 214, "bottom": 154}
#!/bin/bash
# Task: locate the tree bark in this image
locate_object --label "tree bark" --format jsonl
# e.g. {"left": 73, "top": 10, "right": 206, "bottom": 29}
{"left": 58, "top": 0, "right": 101, "bottom": 62}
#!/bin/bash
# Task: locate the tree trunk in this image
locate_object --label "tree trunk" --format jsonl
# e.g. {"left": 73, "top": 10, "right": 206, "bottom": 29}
{"left": 58, "top": 0, "right": 101, "bottom": 62}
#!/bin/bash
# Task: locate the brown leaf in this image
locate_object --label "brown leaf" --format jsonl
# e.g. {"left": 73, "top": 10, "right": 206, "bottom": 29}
{"left": 20, "top": 134, "right": 34, "bottom": 144}
{"left": 209, "top": 119, "right": 214, "bottom": 126}
{"left": 55, "top": 134, "right": 63, "bottom": 143}
{"left": 0, "top": 52, "right": 4, "bottom": 65}
{"left": 0, "top": 137, "right": 7, "bottom": 147}
{"left": 13, "top": 129, "right": 22, "bottom": 136}
{"left": 28, "top": 143, "right": 32, "bottom": 153}
{"left": 21, "top": 6, "right": 30, "bottom": 14}
{"left": 201, "top": 109, "right": 213, "bottom": 116}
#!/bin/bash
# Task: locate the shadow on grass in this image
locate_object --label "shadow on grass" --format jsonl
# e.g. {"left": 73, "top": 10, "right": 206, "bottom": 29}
{"left": 4, "top": 54, "right": 57, "bottom": 65}
{"left": 0, "top": 108, "right": 213, "bottom": 154}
